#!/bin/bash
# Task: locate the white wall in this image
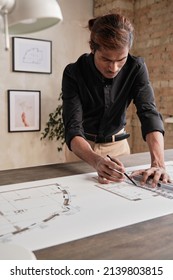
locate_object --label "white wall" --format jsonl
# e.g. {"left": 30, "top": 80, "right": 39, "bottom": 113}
{"left": 0, "top": 0, "right": 93, "bottom": 170}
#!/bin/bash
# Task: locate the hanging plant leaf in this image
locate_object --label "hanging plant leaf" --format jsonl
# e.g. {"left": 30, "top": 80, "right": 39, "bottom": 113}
{"left": 41, "top": 93, "right": 65, "bottom": 151}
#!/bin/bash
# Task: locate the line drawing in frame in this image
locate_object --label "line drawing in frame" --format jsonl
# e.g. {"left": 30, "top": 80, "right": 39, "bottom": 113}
{"left": 12, "top": 37, "right": 52, "bottom": 74}
{"left": 8, "top": 90, "right": 41, "bottom": 132}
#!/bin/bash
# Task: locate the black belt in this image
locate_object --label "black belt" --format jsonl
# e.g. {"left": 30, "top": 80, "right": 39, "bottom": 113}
{"left": 84, "top": 132, "right": 130, "bottom": 143}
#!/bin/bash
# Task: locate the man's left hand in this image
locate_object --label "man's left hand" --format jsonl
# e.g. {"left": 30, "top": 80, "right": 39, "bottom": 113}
{"left": 131, "top": 166, "right": 171, "bottom": 187}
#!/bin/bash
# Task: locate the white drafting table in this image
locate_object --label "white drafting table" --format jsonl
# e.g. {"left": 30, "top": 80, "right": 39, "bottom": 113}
{"left": 0, "top": 150, "right": 173, "bottom": 259}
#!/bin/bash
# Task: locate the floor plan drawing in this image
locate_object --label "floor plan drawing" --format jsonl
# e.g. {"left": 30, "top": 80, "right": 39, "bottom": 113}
{"left": 0, "top": 162, "right": 173, "bottom": 251}
{"left": 0, "top": 183, "right": 79, "bottom": 242}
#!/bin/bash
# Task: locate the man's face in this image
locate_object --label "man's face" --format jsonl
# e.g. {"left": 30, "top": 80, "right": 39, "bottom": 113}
{"left": 92, "top": 47, "right": 129, "bottom": 79}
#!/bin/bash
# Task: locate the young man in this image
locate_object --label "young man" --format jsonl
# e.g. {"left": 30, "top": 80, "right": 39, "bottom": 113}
{"left": 62, "top": 13, "right": 170, "bottom": 186}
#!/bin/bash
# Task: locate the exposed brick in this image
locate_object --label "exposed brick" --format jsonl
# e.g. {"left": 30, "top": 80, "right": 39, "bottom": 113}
{"left": 94, "top": 0, "right": 173, "bottom": 152}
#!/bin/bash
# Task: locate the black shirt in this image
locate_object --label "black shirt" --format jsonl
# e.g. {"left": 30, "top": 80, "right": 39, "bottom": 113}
{"left": 62, "top": 53, "right": 164, "bottom": 150}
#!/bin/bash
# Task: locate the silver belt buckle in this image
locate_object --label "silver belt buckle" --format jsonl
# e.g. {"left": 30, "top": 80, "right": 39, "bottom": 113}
{"left": 112, "top": 134, "right": 115, "bottom": 142}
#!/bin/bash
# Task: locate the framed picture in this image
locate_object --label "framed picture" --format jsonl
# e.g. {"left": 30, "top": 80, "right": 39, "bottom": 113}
{"left": 8, "top": 90, "right": 41, "bottom": 132}
{"left": 12, "top": 37, "right": 52, "bottom": 74}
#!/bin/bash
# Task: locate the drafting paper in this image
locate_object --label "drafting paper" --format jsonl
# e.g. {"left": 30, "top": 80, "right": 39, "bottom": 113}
{"left": 0, "top": 161, "right": 173, "bottom": 251}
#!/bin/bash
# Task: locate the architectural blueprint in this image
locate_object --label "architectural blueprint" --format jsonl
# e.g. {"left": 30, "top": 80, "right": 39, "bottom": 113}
{"left": 0, "top": 183, "right": 79, "bottom": 241}
{"left": 0, "top": 161, "right": 173, "bottom": 251}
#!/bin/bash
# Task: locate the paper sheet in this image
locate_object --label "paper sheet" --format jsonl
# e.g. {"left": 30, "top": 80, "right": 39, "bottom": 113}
{"left": 0, "top": 161, "right": 173, "bottom": 251}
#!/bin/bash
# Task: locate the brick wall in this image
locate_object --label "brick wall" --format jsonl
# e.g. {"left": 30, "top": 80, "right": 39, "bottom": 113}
{"left": 94, "top": 0, "right": 173, "bottom": 153}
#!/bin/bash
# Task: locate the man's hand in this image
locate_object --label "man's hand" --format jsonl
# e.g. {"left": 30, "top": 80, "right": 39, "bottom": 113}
{"left": 131, "top": 166, "right": 171, "bottom": 187}
{"left": 70, "top": 136, "right": 126, "bottom": 184}
{"left": 96, "top": 156, "right": 125, "bottom": 184}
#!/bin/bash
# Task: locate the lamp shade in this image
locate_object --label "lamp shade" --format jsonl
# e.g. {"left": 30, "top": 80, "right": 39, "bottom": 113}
{"left": 0, "top": 0, "right": 15, "bottom": 12}
{"left": 8, "top": 0, "right": 63, "bottom": 34}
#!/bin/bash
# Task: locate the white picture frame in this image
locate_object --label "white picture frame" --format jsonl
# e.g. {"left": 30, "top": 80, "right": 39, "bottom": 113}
{"left": 8, "top": 90, "right": 41, "bottom": 132}
{"left": 12, "top": 37, "right": 52, "bottom": 74}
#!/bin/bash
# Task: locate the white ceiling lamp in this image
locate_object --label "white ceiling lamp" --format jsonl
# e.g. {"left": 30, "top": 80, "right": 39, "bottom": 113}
{"left": 0, "top": 0, "right": 63, "bottom": 50}
{"left": 0, "top": 0, "right": 15, "bottom": 49}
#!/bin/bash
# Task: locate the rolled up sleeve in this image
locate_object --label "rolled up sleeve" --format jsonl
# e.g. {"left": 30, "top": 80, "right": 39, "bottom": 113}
{"left": 62, "top": 65, "right": 85, "bottom": 150}
{"left": 133, "top": 62, "right": 164, "bottom": 140}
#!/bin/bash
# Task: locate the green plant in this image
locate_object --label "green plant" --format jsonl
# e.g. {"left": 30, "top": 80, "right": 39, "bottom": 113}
{"left": 41, "top": 93, "right": 65, "bottom": 151}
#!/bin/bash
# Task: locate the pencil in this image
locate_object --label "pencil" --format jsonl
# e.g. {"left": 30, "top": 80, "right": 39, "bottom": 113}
{"left": 107, "top": 155, "right": 138, "bottom": 186}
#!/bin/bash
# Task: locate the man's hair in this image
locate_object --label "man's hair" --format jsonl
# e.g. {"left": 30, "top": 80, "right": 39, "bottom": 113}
{"left": 88, "top": 13, "right": 134, "bottom": 51}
